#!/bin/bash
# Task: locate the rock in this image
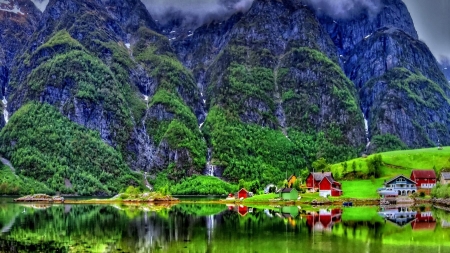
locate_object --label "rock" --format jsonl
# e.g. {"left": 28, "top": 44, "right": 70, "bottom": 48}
{"left": 14, "top": 194, "right": 64, "bottom": 203}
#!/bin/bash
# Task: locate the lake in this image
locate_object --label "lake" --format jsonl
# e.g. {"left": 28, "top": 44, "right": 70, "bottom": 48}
{"left": 1, "top": 197, "right": 450, "bottom": 252}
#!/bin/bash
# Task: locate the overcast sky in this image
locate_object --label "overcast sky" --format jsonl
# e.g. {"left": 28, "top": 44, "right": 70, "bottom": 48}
{"left": 402, "top": 0, "right": 450, "bottom": 62}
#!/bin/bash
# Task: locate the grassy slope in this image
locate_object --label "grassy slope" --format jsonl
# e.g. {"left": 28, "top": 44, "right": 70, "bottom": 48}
{"left": 332, "top": 146, "right": 450, "bottom": 198}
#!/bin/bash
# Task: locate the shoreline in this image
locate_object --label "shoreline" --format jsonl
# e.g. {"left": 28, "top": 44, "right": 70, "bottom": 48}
{"left": 10, "top": 194, "right": 436, "bottom": 207}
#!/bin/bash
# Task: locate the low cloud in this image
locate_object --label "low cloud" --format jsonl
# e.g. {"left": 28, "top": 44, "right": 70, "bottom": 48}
{"left": 141, "top": 0, "right": 253, "bottom": 28}
{"left": 303, "top": 0, "right": 382, "bottom": 20}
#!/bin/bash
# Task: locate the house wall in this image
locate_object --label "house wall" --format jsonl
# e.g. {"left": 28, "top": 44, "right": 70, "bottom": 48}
{"left": 306, "top": 175, "right": 315, "bottom": 188}
{"left": 441, "top": 177, "right": 450, "bottom": 185}
{"left": 319, "top": 178, "right": 332, "bottom": 191}
{"left": 238, "top": 190, "right": 248, "bottom": 199}
{"left": 412, "top": 176, "right": 436, "bottom": 189}
{"left": 320, "top": 190, "right": 332, "bottom": 197}
{"left": 331, "top": 189, "right": 342, "bottom": 197}
{"left": 281, "top": 190, "right": 298, "bottom": 200}
{"left": 288, "top": 176, "right": 297, "bottom": 188}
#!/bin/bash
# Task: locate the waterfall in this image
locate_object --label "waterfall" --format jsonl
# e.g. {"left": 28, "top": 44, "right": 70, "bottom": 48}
{"left": 2, "top": 96, "right": 8, "bottom": 124}
{"left": 204, "top": 148, "right": 218, "bottom": 177}
{"left": 363, "top": 113, "right": 370, "bottom": 150}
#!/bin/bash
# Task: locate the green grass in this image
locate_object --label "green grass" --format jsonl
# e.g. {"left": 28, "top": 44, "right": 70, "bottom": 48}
{"left": 242, "top": 193, "right": 278, "bottom": 202}
{"left": 381, "top": 146, "right": 450, "bottom": 169}
{"left": 332, "top": 146, "right": 450, "bottom": 177}
{"left": 341, "top": 179, "right": 385, "bottom": 199}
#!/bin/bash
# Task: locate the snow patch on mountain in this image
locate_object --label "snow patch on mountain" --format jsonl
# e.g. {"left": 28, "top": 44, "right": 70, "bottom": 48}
{"left": 0, "top": 0, "right": 24, "bottom": 14}
{"left": 30, "top": 0, "right": 49, "bottom": 12}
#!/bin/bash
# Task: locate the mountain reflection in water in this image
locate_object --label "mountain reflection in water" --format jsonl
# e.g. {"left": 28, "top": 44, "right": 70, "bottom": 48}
{"left": 0, "top": 199, "right": 450, "bottom": 252}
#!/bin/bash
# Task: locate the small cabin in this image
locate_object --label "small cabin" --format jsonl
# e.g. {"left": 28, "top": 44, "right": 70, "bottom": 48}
{"left": 410, "top": 170, "right": 436, "bottom": 194}
{"left": 440, "top": 172, "right": 450, "bottom": 185}
{"left": 318, "top": 176, "right": 343, "bottom": 197}
{"left": 279, "top": 188, "right": 298, "bottom": 200}
{"left": 238, "top": 188, "right": 249, "bottom": 199}
{"left": 306, "top": 172, "right": 333, "bottom": 191}
{"left": 381, "top": 175, "right": 417, "bottom": 196}
{"left": 287, "top": 175, "right": 297, "bottom": 188}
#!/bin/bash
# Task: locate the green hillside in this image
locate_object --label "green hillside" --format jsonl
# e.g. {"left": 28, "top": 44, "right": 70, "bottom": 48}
{"left": 331, "top": 146, "right": 450, "bottom": 198}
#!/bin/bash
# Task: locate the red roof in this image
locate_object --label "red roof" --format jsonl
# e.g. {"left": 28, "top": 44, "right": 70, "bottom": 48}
{"left": 238, "top": 188, "right": 249, "bottom": 193}
{"left": 411, "top": 170, "right": 436, "bottom": 179}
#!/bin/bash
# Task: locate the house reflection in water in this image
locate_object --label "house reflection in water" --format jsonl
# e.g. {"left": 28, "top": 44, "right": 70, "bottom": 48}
{"left": 306, "top": 209, "right": 342, "bottom": 232}
{"left": 378, "top": 206, "right": 417, "bottom": 226}
{"left": 378, "top": 206, "right": 437, "bottom": 229}
{"left": 411, "top": 211, "right": 436, "bottom": 230}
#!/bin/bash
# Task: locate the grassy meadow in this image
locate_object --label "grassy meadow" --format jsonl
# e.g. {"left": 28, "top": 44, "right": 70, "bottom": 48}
{"left": 331, "top": 146, "right": 450, "bottom": 199}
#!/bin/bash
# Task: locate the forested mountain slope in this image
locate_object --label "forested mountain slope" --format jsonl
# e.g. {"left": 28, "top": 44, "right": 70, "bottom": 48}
{"left": 0, "top": 0, "right": 448, "bottom": 193}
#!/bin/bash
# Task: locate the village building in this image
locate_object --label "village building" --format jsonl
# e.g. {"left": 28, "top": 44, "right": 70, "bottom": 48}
{"left": 410, "top": 170, "right": 436, "bottom": 194}
{"left": 287, "top": 175, "right": 297, "bottom": 188}
{"left": 238, "top": 188, "right": 249, "bottom": 199}
{"left": 279, "top": 188, "right": 299, "bottom": 200}
{"left": 440, "top": 172, "right": 450, "bottom": 185}
{"left": 381, "top": 175, "right": 417, "bottom": 196}
{"left": 306, "top": 172, "right": 333, "bottom": 191}
{"left": 318, "top": 176, "right": 343, "bottom": 197}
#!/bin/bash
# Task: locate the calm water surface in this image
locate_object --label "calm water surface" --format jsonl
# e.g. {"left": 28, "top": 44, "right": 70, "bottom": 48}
{"left": 1, "top": 197, "right": 450, "bottom": 252}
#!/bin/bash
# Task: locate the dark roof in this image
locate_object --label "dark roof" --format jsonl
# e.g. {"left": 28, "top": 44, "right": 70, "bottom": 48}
{"left": 280, "top": 188, "right": 295, "bottom": 193}
{"left": 385, "top": 175, "right": 416, "bottom": 185}
{"left": 411, "top": 170, "right": 436, "bottom": 179}
{"left": 324, "top": 176, "right": 335, "bottom": 183}
{"left": 441, "top": 172, "right": 450, "bottom": 180}
{"left": 311, "top": 172, "right": 332, "bottom": 181}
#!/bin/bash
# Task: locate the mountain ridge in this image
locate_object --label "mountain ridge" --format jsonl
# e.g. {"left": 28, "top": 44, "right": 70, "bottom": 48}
{"left": 0, "top": 0, "right": 448, "bottom": 194}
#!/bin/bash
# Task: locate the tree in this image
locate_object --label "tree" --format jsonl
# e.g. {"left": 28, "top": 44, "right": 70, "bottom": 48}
{"left": 293, "top": 180, "right": 302, "bottom": 191}
{"left": 312, "top": 158, "right": 330, "bottom": 172}
{"left": 352, "top": 161, "right": 356, "bottom": 173}
{"left": 238, "top": 179, "right": 246, "bottom": 189}
{"left": 342, "top": 162, "right": 348, "bottom": 173}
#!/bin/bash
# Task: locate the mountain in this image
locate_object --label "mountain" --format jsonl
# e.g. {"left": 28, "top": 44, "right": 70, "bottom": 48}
{"left": 0, "top": 0, "right": 448, "bottom": 194}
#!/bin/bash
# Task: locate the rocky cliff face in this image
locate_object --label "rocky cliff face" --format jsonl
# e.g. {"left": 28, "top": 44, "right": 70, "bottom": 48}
{"left": 316, "top": 0, "right": 450, "bottom": 149}
{"left": 0, "top": 0, "right": 448, "bottom": 191}
{"left": 0, "top": 0, "right": 42, "bottom": 128}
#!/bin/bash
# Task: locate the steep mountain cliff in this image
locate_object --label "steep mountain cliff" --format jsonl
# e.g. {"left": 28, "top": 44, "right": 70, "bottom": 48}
{"left": 0, "top": 0, "right": 448, "bottom": 194}
{"left": 0, "top": 0, "right": 42, "bottom": 128}
{"left": 317, "top": 0, "right": 450, "bottom": 150}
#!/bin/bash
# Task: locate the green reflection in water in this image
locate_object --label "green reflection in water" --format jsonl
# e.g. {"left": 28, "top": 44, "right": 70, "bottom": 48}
{"left": 1, "top": 200, "right": 450, "bottom": 253}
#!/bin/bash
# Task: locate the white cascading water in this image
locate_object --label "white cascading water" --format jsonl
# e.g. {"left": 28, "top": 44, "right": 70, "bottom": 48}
{"left": 363, "top": 113, "right": 370, "bottom": 149}
{"left": 2, "top": 96, "right": 8, "bottom": 124}
{"left": 204, "top": 148, "right": 217, "bottom": 177}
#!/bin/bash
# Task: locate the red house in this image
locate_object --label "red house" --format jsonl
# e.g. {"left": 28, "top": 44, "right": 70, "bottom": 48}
{"left": 238, "top": 188, "right": 249, "bottom": 199}
{"left": 410, "top": 170, "right": 436, "bottom": 194}
{"left": 306, "top": 172, "right": 333, "bottom": 191}
{"left": 318, "top": 176, "right": 343, "bottom": 197}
